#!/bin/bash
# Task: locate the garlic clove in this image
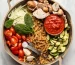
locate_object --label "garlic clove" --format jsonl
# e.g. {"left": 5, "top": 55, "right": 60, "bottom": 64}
{"left": 23, "top": 49, "right": 31, "bottom": 56}
{"left": 33, "top": 8, "right": 50, "bottom": 19}
{"left": 52, "top": 3, "right": 60, "bottom": 12}
{"left": 27, "top": 56, "right": 35, "bottom": 62}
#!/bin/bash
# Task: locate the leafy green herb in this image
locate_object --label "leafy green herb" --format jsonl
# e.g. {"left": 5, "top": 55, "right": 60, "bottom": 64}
{"left": 4, "top": 19, "right": 14, "bottom": 28}
{"left": 24, "top": 13, "right": 33, "bottom": 27}
{"left": 14, "top": 24, "right": 34, "bottom": 35}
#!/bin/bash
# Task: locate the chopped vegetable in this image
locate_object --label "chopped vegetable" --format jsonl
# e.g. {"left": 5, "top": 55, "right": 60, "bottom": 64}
{"left": 58, "top": 46, "right": 66, "bottom": 53}
{"left": 48, "top": 46, "right": 54, "bottom": 51}
{"left": 50, "top": 47, "right": 57, "bottom": 53}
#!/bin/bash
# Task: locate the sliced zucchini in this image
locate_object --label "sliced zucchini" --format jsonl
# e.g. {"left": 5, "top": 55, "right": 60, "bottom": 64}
{"left": 48, "top": 55, "right": 53, "bottom": 59}
{"left": 47, "top": 35, "right": 50, "bottom": 41}
{"left": 50, "top": 40, "right": 55, "bottom": 45}
{"left": 50, "top": 47, "right": 57, "bottom": 53}
{"left": 60, "top": 31, "right": 65, "bottom": 38}
{"left": 63, "top": 39, "right": 68, "bottom": 46}
{"left": 58, "top": 46, "right": 66, "bottom": 53}
{"left": 63, "top": 31, "right": 69, "bottom": 41}
{"left": 55, "top": 42, "right": 61, "bottom": 46}
{"left": 50, "top": 53, "right": 59, "bottom": 57}
{"left": 54, "top": 55, "right": 59, "bottom": 59}
{"left": 48, "top": 46, "right": 54, "bottom": 51}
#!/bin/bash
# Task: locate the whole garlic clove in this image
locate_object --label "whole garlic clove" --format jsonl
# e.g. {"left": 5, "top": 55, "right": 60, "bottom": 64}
{"left": 58, "top": 9, "right": 64, "bottom": 15}
{"left": 23, "top": 49, "right": 31, "bottom": 56}
{"left": 52, "top": 3, "right": 60, "bottom": 12}
{"left": 33, "top": 8, "right": 49, "bottom": 19}
{"left": 27, "top": 56, "right": 35, "bottom": 62}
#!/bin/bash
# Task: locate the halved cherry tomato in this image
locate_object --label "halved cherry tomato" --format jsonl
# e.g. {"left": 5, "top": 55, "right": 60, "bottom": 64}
{"left": 22, "top": 35, "right": 26, "bottom": 41}
{"left": 10, "top": 27, "right": 15, "bottom": 35}
{"left": 44, "top": 14, "right": 65, "bottom": 35}
{"left": 18, "top": 43, "right": 22, "bottom": 49}
{"left": 4, "top": 30, "right": 12, "bottom": 38}
{"left": 19, "top": 49, "right": 24, "bottom": 58}
{"left": 6, "top": 40, "right": 11, "bottom": 47}
{"left": 16, "top": 33, "right": 21, "bottom": 40}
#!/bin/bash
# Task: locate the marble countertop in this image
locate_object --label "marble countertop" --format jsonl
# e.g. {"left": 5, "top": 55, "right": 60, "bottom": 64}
{"left": 0, "top": 0, "right": 75, "bottom": 65}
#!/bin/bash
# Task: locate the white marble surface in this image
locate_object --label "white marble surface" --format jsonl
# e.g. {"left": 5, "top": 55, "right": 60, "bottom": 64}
{"left": 0, "top": 0, "right": 75, "bottom": 65}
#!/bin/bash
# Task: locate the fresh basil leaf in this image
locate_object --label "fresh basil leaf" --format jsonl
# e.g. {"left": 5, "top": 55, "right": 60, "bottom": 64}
{"left": 4, "top": 19, "right": 14, "bottom": 28}
{"left": 14, "top": 24, "right": 34, "bottom": 35}
{"left": 24, "top": 13, "right": 33, "bottom": 27}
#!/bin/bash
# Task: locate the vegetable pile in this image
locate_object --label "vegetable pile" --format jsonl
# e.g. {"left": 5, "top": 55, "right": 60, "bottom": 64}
{"left": 4, "top": 0, "right": 70, "bottom": 64}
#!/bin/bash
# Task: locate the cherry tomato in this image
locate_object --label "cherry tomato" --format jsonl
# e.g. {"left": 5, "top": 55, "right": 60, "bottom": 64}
{"left": 6, "top": 40, "right": 11, "bottom": 47}
{"left": 10, "top": 37, "right": 18, "bottom": 46}
{"left": 10, "top": 27, "right": 15, "bottom": 35}
{"left": 19, "top": 57, "right": 24, "bottom": 61}
{"left": 16, "top": 33, "right": 21, "bottom": 40}
{"left": 10, "top": 46, "right": 19, "bottom": 51}
{"left": 12, "top": 50, "right": 19, "bottom": 55}
{"left": 18, "top": 43, "right": 22, "bottom": 49}
{"left": 4, "top": 30, "right": 12, "bottom": 38}
{"left": 44, "top": 14, "right": 65, "bottom": 35}
{"left": 12, "top": 36, "right": 18, "bottom": 43}
{"left": 22, "top": 35, "right": 26, "bottom": 41}
{"left": 19, "top": 49, "right": 24, "bottom": 58}
{"left": 19, "top": 40, "right": 22, "bottom": 43}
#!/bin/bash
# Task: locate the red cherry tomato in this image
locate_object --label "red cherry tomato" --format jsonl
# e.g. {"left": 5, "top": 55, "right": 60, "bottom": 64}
{"left": 16, "top": 33, "right": 21, "bottom": 40}
{"left": 12, "top": 50, "right": 19, "bottom": 55}
{"left": 19, "top": 57, "right": 24, "bottom": 61}
{"left": 10, "top": 27, "right": 15, "bottom": 35}
{"left": 10, "top": 37, "right": 18, "bottom": 46}
{"left": 19, "top": 49, "right": 24, "bottom": 58}
{"left": 12, "top": 36, "right": 18, "bottom": 43}
{"left": 10, "top": 46, "right": 19, "bottom": 51}
{"left": 18, "top": 43, "right": 22, "bottom": 49}
{"left": 4, "top": 30, "right": 12, "bottom": 38}
{"left": 6, "top": 40, "right": 11, "bottom": 47}
{"left": 22, "top": 35, "right": 26, "bottom": 41}
{"left": 44, "top": 14, "right": 65, "bottom": 35}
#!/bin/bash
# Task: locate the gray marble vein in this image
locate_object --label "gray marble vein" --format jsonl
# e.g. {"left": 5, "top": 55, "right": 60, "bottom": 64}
{"left": 0, "top": 0, "right": 75, "bottom": 65}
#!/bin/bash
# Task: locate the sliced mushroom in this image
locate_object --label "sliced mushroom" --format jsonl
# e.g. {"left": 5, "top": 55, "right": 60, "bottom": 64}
{"left": 27, "top": 56, "right": 35, "bottom": 62}
{"left": 33, "top": 8, "right": 50, "bottom": 19}
{"left": 23, "top": 49, "right": 31, "bottom": 56}
{"left": 52, "top": 3, "right": 60, "bottom": 12}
